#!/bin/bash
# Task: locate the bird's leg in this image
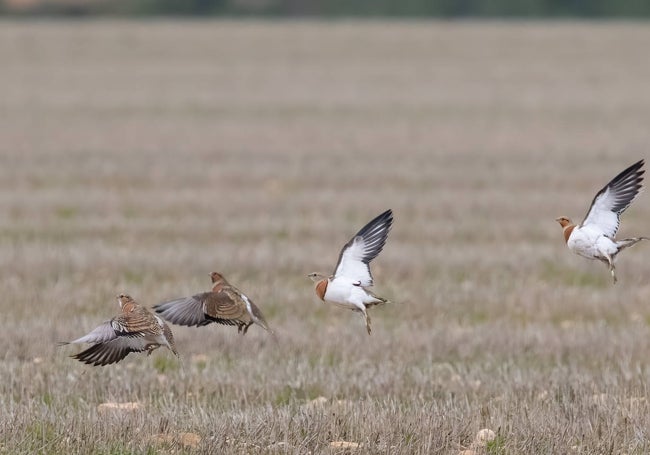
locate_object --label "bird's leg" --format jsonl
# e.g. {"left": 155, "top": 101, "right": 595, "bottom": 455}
{"left": 603, "top": 253, "right": 617, "bottom": 284}
{"left": 362, "top": 309, "right": 372, "bottom": 335}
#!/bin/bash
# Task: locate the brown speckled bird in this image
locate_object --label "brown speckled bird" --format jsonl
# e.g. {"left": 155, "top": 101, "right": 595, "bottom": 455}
{"left": 60, "top": 294, "right": 179, "bottom": 366}
{"left": 153, "top": 272, "right": 273, "bottom": 335}
{"left": 556, "top": 159, "right": 648, "bottom": 284}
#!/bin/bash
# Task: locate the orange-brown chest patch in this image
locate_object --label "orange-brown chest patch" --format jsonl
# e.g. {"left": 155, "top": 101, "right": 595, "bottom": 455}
{"left": 563, "top": 224, "right": 575, "bottom": 244}
{"left": 315, "top": 279, "right": 328, "bottom": 301}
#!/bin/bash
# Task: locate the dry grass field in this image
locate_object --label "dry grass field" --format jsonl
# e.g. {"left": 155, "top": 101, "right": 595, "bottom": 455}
{"left": 2, "top": 20, "right": 650, "bottom": 454}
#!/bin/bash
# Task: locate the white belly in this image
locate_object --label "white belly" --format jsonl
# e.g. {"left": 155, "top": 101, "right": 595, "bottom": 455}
{"left": 324, "top": 278, "right": 373, "bottom": 311}
{"left": 568, "top": 225, "right": 617, "bottom": 260}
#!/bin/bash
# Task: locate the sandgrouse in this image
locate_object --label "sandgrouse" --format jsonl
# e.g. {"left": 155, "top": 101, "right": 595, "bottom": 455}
{"left": 60, "top": 294, "right": 179, "bottom": 366}
{"left": 308, "top": 209, "right": 393, "bottom": 335}
{"left": 556, "top": 159, "right": 648, "bottom": 284}
{"left": 153, "top": 272, "right": 273, "bottom": 335}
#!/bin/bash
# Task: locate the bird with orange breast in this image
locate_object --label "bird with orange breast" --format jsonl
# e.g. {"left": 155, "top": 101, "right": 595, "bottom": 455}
{"left": 308, "top": 209, "right": 393, "bottom": 335}
{"left": 60, "top": 294, "right": 179, "bottom": 366}
{"left": 556, "top": 159, "right": 648, "bottom": 284}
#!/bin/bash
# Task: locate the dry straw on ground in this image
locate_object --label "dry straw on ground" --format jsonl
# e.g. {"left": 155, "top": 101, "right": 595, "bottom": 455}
{"left": 2, "top": 21, "right": 650, "bottom": 454}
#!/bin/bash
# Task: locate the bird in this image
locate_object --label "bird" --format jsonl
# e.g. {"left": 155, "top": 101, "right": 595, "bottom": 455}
{"left": 308, "top": 209, "right": 393, "bottom": 335}
{"left": 556, "top": 159, "right": 649, "bottom": 284}
{"left": 60, "top": 294, "right": 179, "bottom": 366}
{"left": 153, "top": 272, "right": 273, "bottom": 335}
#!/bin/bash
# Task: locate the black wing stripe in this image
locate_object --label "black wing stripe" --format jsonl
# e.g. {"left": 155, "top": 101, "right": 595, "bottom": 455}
{"left": 72, "top": 343, "right": 135, "bottom": 366}
{"left": 582, "top": 159, "right": 645, "bottom": 227}
{"left": 355, "top": 209, "right": 393, "bottom": 264}
{"left": 604, "top": 159, "right": 644, "bottom": 214}
{"left": 332, "top": 209, "right": 393, "bottom": 277}
{"left": 206, "top": 317, "right": 239, "bottom": 327}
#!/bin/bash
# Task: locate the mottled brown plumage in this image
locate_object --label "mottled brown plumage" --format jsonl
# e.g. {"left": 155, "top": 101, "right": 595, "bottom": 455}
{"left": 210, "top": 271, "right": 229, "bottom": 293}
{"left": 154, "top": 272, "right": 273, "bottom": 335}
{"left": 60, "top": 294, "right": 179, "bottom": 367}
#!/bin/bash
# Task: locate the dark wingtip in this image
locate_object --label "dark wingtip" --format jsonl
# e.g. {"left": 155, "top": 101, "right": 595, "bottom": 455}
{"left": 380, "top": 209, "right": 394, "bottom": 230}
{"left": 361, "top": 209, "right": 393, "bottom": 234}
{"left": 378, "top": 208, "right": 393, "bottom": 225}
{"left": 151, "top": 302, "right": 163, "bottom": 313}
{"left": 621, "top": 159, "right": 645, "bottom": 179}
{"left": 70, "top": 343, "right": 126, "bottom": 367}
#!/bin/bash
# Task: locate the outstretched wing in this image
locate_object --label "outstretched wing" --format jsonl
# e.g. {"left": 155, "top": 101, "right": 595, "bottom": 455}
{"left": 153, "top": 294, "right": 212, "bottom": 327}
{"left": 580, "top": 159, "right": 645, "bottom": 238}
{"left": 332, "top": 209, "right": 393, "bottom": 287}
{"left": 71, "top": 337, "right": 148, "bottom": 366}
{"left": 63, "top": 321, "right": 117, "bottom": 345}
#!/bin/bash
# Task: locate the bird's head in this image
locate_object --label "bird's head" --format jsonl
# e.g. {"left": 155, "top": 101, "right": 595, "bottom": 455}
{"left": 307, "top": 272, "right": 327, "bottom": 283}
{"left": 117, "top": 293, "right": 136, "bottom": 311}
{"left": 210, "top": 271, "right": 225, "bottom": 284}
{"left": 555, "top": 216, "right": 573, "bottom": 228}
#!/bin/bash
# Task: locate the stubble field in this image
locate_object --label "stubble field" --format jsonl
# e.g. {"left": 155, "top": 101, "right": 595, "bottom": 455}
{"left": 2, "top": 20, "right": 650, "bottom": 454}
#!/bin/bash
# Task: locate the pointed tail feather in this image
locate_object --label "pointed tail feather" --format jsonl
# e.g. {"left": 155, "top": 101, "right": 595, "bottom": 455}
{"left": 616, "top": 236, "right": 650, "bottom": 252}
{"left": 364, "top": 291, "right": 392, "bottom": 308}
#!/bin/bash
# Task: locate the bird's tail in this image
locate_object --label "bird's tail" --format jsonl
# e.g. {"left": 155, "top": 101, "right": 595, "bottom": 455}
{"left": 616, "top": 236, "right": 650, "bottom": 252}
{"left": 365, "top": 291, "right": 392, "bottom": 308}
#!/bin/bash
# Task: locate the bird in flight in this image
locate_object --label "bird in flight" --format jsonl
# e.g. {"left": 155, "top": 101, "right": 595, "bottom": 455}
{"left": 556, "top": 159, "right": 648, "bottom": 284}
{"left": 153, "top": 272, "right": 273, "bottom": 335}
{"left": 60, "top": 294, "right": 179, "bottom": 366}
{"left": 308, "top": 209, "right": 393, "bottom": 335}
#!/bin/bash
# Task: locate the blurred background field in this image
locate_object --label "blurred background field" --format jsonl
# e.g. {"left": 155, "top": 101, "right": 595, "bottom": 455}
{"left": 2, "top": 20, "right": 650, "bottom": 454}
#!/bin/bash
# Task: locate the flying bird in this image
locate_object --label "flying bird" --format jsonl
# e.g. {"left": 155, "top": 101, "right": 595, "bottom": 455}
{"left": 153, "top": 272, "right": 273, "bottom": 335}
{"left": 556, "top": 159, "right": 648, "bottom": 284}
{"left": 308, "top": 209, "right": 393, "bottom": 335}
{"left": 60, "top": 294, "right": 179, "bottom": 366}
